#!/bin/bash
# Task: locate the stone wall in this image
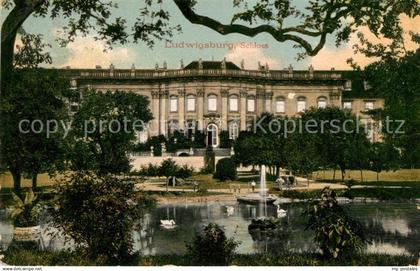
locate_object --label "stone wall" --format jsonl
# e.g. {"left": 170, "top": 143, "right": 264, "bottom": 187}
{"left": 130, "top": 156, "right": 226, "bottom": 171}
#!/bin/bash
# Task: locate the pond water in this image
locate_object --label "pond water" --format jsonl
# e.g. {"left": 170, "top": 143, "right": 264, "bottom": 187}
{"left": 0, "top": 201, "right": 418, "bottom": 256}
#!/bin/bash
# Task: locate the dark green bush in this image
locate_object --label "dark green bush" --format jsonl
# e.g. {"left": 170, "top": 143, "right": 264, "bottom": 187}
{"left": 213, "top": 158, "right": 237, "bottom": 181}
{"left": 305, "top": 188, "right": 366, "bottom": 259}
{"left": 51, "top": 171, "right": 155, "bottom": 264}
{"left": 186, "top": 223, "right": 239, "bottom": 266}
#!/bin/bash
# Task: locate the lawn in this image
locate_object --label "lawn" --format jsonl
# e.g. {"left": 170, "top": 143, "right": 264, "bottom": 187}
{"left": 0, "top": 173, "right": 56, "bottom": 188}
{"left": 313, "top": 169, "right": 420, "bottom": 182}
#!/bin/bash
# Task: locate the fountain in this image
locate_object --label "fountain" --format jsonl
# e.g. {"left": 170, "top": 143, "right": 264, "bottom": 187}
{"left": 236, "top": 165, "right": 278, "bottom": 205}
{"left": 259, "top": 165, "right": 267, "bottom": 217}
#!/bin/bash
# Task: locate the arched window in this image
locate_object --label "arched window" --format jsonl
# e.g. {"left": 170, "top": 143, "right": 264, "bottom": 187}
{"left": 247, "top": 95, "right": 255, "bottom": 112}
{"left": 228, "top": 121, "right": 239, "bottom": 140}
{"left": 207, "top": 123, "right": 218, "bottom": 147}
{"left": 317, "top": 96, "right": 327, "bottom": 109}
{"left": 186, "top": 95, "right": 196, "bottom": 112}
{"left": 229, "top": 95, "right": 238, "bottom": 112}
{"left": 170, "top": 95, "right": 178, "bottom": 112}
{"left": 208, "top": 94, "right": 217, "bottom": 112}
{"left": 275, "top": 97, "right": 285, "bottom": 113}
{"left": 297, "top": 96, "right": 306, "bottom": 113}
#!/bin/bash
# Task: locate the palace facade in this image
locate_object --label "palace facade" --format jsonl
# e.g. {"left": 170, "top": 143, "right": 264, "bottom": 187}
{"left": 64, "top": 59, "right": 383, "bottom": 147}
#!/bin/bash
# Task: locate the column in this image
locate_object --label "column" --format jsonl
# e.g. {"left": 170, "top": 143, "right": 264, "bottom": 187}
{"left": 240, "top": 89, "right": 247, "bottom": 131}
{"left": 178, "top": 88, "right": 186, "bottom": 131}
{"left": 221, "top": 88, "right": 229, "bottom": 130}
{"left": 265, "top": 91, "right": 273, "bottom": 113}
{"left": 151, "top": 90, "right": 160, "bottom": 136}
{"left": 159, "top": 88, "right": 168, "bottom": 136}
{"left": 196, "top": 88, "right": 205, "bottom": 131}
{"left": 256, "top": 88, "right": 265, "bottom": 116}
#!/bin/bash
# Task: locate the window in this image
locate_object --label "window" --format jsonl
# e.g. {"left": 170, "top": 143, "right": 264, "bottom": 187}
{"left": 297, "top": 97, "right": 306, "bottom": 112}
{"left": 185, "top": 120, "right": 196, "bottom": 139}
{"left": 170, "top": 96, "right": 178, "bottom": 112}
{"left": 207, "top": 123, "right": 218, "bottom": 147}
{"left": 247, "top": 96, "right": 255, "bottom": 112}
{"left": 186, "top": 95, "right": 196, "bottom": 112}
{"left": 365, "top": 101, "right": 374, "bottom": 110}
{"left": 229, "top": 122, "right": 239, "bottom": 140}
{"left": 275, "top": 97, "right": 285, "bottom": 113}
{"left": 208, "top": 94, "right": 217, "bottom": 112}
{"left": 229, "top": 95, "right": 238, "bottom": 112}
{"left": 317, "top": 96, "right": 327, "bottom": 109}
{"left": 343, "top": 101, "right": 352, "bottom": 110}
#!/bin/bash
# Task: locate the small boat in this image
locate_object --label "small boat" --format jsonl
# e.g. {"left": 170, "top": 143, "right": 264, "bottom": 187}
{"left": 276, "top": 205, "right": 287, "bottom": 218}
{"left": 160, "top": 220, "right": 176, "bottom": 228}
{"left": 236, "top": 193, "right": 278, "bottom": 204}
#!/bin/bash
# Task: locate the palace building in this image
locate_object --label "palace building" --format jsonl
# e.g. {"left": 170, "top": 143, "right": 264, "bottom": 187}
{"left": 64, "top": 59, "right": 383, "bottom": 147}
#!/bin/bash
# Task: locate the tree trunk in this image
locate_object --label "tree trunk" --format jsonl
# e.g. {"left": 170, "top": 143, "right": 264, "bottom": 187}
{"left": 360, "top": 169, "right": 363, "bottom": 182}
{"left": 32, "top": 174, "right": 38, "bottom": 190}
{"left": 341, "top": 169, "right": 345, "bottom": 181}
{"left": 11, "top": 170, "right": 22, "bottom": 194}
{"left": 1, "top": 4, "right": 35, "bottom": 80}
{"left": 332, "top": 168, "right": 336, "bottom": 181}
{"left": 376, "top": 172, "right": 379, "bottom": 181}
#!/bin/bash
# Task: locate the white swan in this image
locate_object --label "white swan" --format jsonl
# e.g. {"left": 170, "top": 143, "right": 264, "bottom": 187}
{"left": 277, "top": 205, "right": 287, "bottom": 218}
{"left": 225, "top": 206, "right": 235, "bottom": 216}
{"left": 160, "top": 219, "right": 176, "bottom": 227}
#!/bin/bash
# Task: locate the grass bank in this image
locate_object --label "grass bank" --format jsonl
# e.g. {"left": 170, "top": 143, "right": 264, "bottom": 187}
{"left": 2, "top": 248, "right": 417, "bottom": 266}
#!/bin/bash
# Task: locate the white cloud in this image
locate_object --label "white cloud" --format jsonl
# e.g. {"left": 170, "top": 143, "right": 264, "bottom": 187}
{"left": 310, "top": 15, "right": 419, "bottom": 70}
{"left": 224, "top": 47, "right": 280, "bottom": 70}
{"left": 61, "top": 35, "right": 136, "bottom": 69}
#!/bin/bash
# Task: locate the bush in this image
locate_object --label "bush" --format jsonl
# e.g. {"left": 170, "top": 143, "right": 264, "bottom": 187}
{"left": 186, "top": 223, "right": 239, "bottom": 265}
{"left": 51, "top": 171, "right": 155, "bottom": 264}
{"left": 305, "top": 188, "right": 366, "bottom": 259}
{"left": 214, "top": 158, "right": 237, "bottom": 181}
{"left": 203, "top": 149, "right": 216, "bottom": 174}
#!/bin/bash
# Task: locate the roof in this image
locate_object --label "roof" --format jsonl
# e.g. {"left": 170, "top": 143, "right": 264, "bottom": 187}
{"left": 184, "top": 60, "right": 241, "bottom": 70}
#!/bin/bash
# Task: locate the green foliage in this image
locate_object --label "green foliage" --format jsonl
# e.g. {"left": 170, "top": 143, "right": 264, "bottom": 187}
{"left": 213, "top": 158, "right": 237, "bottom": 181}
{"left": 0, "top": 69, "right": 70, "bottom": 191}
{"left": 9, "top": 189, "right": 41, "bottom": 227}
{"left": 203, "top": 149, "right": 216, "bottom": 173}
{"left": 363, "top": 50, "right": 420, "bottom": 168}
{"left": 69, "top": 89, "right": 152, "bottom": 175}
{"left": 133, "top": 160, "right": 193, "bottom": 181}
{"left": 51, "top": 171, "right": 155, "bottom": 264}
{"left": 305, "top": 188, "right": 366, "bottom": 259}
{"left": 3, "top": 249, "right": 417, "bottom": 266}
{"left": 186, "top": 223, "right": 239, "bottom": 266}
{"left": 219, "top": 131, "right": 233, "bottom": 148}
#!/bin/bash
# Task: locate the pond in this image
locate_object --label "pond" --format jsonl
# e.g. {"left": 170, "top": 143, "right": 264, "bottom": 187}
{"left": 0, "top": 201, "right": 418, "bottom": 256}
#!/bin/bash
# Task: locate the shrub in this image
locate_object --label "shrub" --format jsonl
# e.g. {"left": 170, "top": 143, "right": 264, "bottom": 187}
{"left": 51, "top": 171, "right": 155, "bottom": 264}
{"left": 214, "top": 158, "right": 237, "bottom": 181}
{"left": 304, "top": 187, "right": 366, "bottom": 259}
{"left": 178, "top": 152, "right": 189, "bottom": 157}
{"left": 9, "top": 189, "right": 41, "bottom": 227}
{"left": 186, "top": 223, "right": 239, "bottom": 265}
{"left": 203, "top": 149, "right": 216, "bottom": 173}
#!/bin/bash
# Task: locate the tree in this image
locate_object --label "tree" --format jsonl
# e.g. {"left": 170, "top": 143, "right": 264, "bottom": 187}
{"left": 186, "top": 223, "right": 239, "bottom": 266}
{"left": 0, "top": 70, "right": 70, "bottom": 192}
{"left": 369, "top": 142, "right": 400, "bottom": 181}
{"left": 69, "top": 89, "right": 152, "bottom": 175}
{"left": 158, "top": 159, "right": 180, "bottom": 191}
{"left": 300, "top": 107, "right": 368, "bottom": 181}
{"left": 363, "top": 51, "right": 420, "bottom": 168}
{"left": 2, "top": 0, "right": 417, "bottom": 79}
{"left": 305, "top": 188, "right": 366, "bottom": 259}
{"left": 51, "top": 171, "right": 155, "bottom": 264}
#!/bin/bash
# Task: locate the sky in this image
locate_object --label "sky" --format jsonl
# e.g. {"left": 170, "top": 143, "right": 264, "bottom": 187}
{"left": 2, "top": 0, "right": 419, "bottom": 70}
